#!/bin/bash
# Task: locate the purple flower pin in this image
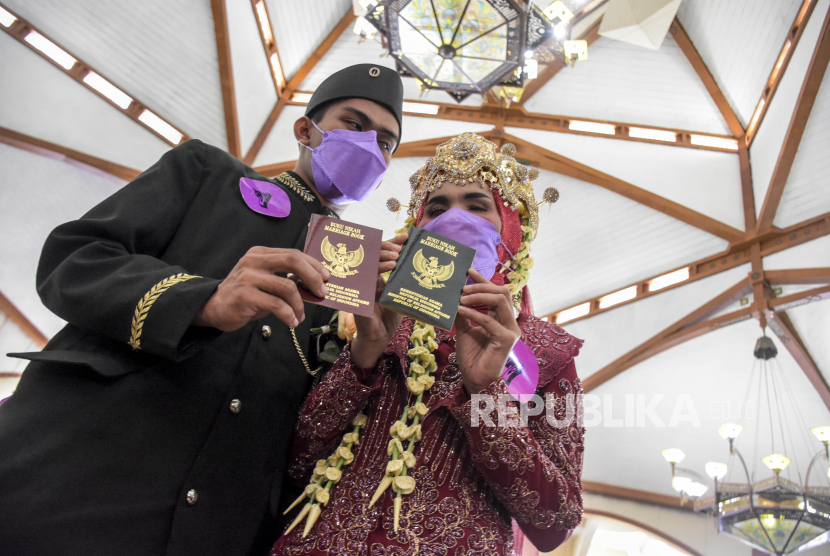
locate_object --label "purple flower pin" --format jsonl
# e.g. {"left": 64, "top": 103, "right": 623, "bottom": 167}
{"left": 239, "top": 177, "right": 291, "bottom": 218}
{"left": 503, "top": 339, "right": 540, "bottom": 403}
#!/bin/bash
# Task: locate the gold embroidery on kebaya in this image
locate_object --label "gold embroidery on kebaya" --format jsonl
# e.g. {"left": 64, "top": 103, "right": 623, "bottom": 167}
{"left": 412, "top": 249, "right": 454, "bottom": 289}
{"left": 128, "top": 273, "right": 200, "bottom": 350}
{"left": 276, "top": 172, "right": 315, "bottom": 202}
{"left": 320, "top": 236, "right": 364, "bottom": 278}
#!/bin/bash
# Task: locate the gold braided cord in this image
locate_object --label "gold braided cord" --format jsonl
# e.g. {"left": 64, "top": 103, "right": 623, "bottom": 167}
{"left": 128, "top": 273, "right": 200, "bottom": 350}
{"left": 276, "top": 172, "right": 315, "bottom": 202}
{"left": 290, "top": 327, "right": 322, "bottom": 376}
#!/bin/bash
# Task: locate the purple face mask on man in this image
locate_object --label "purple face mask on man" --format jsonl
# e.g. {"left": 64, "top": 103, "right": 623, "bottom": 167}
{"left": 300, "top": 121, "right": 388, "bottom": 205}
{"left": 422, "top": 207, "right": 513, "bottom": 280}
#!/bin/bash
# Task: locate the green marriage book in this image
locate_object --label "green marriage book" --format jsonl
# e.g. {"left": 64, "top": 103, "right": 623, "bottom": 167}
{"left": 378, "top": 226, "right": 476, "bottom": 330}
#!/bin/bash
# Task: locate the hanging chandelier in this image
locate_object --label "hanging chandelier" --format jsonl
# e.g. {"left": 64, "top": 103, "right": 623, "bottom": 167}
{"left": 357, "top": 0, "right": 588, "bottom": 103}
{"left": 662, "top": 336, "right": 830, "bottom": 555}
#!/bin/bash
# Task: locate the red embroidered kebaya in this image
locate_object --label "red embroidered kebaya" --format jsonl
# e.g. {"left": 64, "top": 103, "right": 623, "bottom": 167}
{"left": 272, "top": 316, "right": 582, "bottom": 556}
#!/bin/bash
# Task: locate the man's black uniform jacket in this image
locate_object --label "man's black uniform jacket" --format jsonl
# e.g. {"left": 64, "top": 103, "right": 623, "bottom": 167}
{"left": 0, "top": 140, "right": 336, "bottom": 555}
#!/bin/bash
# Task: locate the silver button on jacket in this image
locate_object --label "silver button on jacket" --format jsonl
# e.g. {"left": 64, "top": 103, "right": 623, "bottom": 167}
{"left": 186, "top": 489, "right": 198, "bottom": 505}
{"left": 261, "top": 325, "right": 271, "bottom": 338}
{"left": 229, "top": 399, "right": 241, "bottom": 414}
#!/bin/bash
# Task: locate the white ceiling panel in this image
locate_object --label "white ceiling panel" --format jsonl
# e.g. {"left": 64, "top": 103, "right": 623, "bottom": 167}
{"left": 340, "top": 157, "right": 430, "bottom": 240}
{"left": 787, "top": 300, "right": 830, "bottom": 385}
{"left": 396, "top": 117, "right": 492, "bottom": 144}
{"left": 252, "top": 105, "right": 306, "bottom": 168}
{"left": 775, "top": 62, "right": 830, "bottom": 228}
{"left": 227, "top": 0, "right": 278, "bottom": 156}
{"left": 749, "top": 0, "right": 830, "bottom": 218}
{"left": 584, "top": 318, "right": 830, "bottom": 497}
{"left": 763, "top": 234, "right": 830, "bottom": 270}
{"left": 528, "top": 171, "right": 729, "bottom": 315}
{"left": 563, "top": 264, "right": 751, "bottom": 380}
{"left": 0, "top": 32, "right": 171, "bottom": 171}
{"left": 345, "top": 164, "right": 729, "bottom": 318}
{"left": 0, "top": 143, "right": 126, "bottom": 337}
{"left": 523, "top": 35, "right": 730, "bottom": 134}
{"left": 4, "top": 0, "right": 228, "bottom": 149}
{"left": 677, "top": 0, "right": 804, "bottom": 127}
{"left": 267, "top": 0, "right": 352, "bottom": 81}
{"left": 505, "top": 127, "right": 745, "bottom": 231}
{"left": 296, "top": 26, "right": 484, "bottom": 105}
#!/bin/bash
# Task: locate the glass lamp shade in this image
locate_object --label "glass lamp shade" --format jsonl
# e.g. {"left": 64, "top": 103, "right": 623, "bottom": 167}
{"left": 811, "top": 426, "right": 830, "bottom": 442}
{"left": 672, "top": 476, "right": 692, "bottom": 492}
{"left": 762, "top": 453, "right": 791, "bottom": 472}
{"left": 685, "top": 482, "right": 708, "bottom": 497}
{"left": 729, "top": 513, "right": 828, "bottom": 554}
{"left": 718, "top": 422, "right": 744, "bottom": 440}
{"left": 661, "top": 448, "right": 685, "bottom": 464}
{"left": 369, "top": 0, "right": 554, "bottom": 102}
{"left": 705, "top": 462, "right": 728, "bottom": 480}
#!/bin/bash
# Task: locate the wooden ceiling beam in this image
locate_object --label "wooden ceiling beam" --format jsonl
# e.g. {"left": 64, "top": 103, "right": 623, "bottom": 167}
{"left": 769, "top": 284, "right": 830, "bottom": 311}
{"left": 0, "top": 6, "right": 190, "bottom": 147}
{"left": 251, "top": 135, "right": 456, "bottom": 177}
{"left": 243, "top": 9, "right": 355, "bottom": 166}
{"left": 0, "top": 290, "right": 47, "bottom": 348}
{"left": 543, "top": 211, "right": 829, "bottom": 324}
{"left": 211, "top": 0, "right": 241, "bottom": 158}
{"left": 502, "top": 132, "right": 745, "bottom": 242}
{"left": 249, "top": 0, "right": 285, "bottom": 94}
{"left": 766, "top": 267, "right": 830, "bottom": 285}
{"left": 746, "top": 0, "right": 820, "bottom": 144}
{"left": 0, "top": 126, "right": 140, "bottom": 182}
{"left": 768, "top": 310, "right": 830, "bottom": 410}
{"left": 583, "top": 482, "right": 693, "bottom": 511}
{"left": 519, "top": 18, "right": 603, "bottom": 105}
{"left": 755, "top": 6, "right": 830, "bottom": 234}
{"left": 583, "top": 279, "right": 753, "bottom": 392}
{"left": 252, "top": 160, "right": 296, "bottom": 178}
{"left": 670, "top": 18, "right": 745, "bottom": 139}
{"left": 737, "top": 142, "right": 757, "bottom": 233}
{"left": 582, "top": 275, "right": 830, "bottom": 400}
{"left": 288, "top": 94, "right": 741, "bottom": 154}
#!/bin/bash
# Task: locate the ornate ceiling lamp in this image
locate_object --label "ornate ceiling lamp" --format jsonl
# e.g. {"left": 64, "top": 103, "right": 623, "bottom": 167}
{"left": 362, "top": 0, "right": 588, "bottom": 103}
{"left": 662, "top": 336, "right": 830, "bottom": 555}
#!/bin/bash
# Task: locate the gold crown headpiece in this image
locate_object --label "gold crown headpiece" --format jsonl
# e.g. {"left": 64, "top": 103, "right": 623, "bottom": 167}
{"left": 393, "top": 133, "right": 557, "bottom": 240}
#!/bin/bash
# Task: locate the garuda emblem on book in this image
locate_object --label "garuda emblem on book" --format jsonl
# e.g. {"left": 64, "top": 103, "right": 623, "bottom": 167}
{"left": 321, "top": 236, "right": 364, "bottom": 278}
{"left": 412, "top": 249, "right": 454, "bottom": 289}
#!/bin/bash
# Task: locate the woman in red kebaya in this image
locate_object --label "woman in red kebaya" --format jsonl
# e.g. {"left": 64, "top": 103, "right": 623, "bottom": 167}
{"left": 272, "top": 133, "right": 584, "bottom": 556}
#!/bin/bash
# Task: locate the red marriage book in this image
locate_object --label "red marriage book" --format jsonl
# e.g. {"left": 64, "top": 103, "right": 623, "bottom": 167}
{"left": 300, "top": 214, "right": 382, "bottom": 317}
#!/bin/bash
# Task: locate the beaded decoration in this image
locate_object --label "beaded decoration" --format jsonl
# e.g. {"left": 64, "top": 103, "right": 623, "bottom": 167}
{"left": 368, "top": 320, "right": 438, "bottom": 531}
{"left": 283, "top": 412, "right": 368, "bottom": 537}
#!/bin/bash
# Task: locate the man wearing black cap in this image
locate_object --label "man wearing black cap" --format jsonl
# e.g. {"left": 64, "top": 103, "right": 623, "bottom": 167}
{"left": 0, "top": 64, "right": 404, "bottom": 556}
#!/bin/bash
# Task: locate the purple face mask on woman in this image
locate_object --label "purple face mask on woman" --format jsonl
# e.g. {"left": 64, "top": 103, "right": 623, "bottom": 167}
{"left": 422, "top": 207, "right": 513, "bottom": 279}
{"left": 300, "top": 121, "right": 388, "bottom": 205}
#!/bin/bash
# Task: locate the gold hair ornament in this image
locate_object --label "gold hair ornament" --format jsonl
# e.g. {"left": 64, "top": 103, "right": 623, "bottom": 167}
{"left": 394, "top": 133, "right": 560, "bottom": 308}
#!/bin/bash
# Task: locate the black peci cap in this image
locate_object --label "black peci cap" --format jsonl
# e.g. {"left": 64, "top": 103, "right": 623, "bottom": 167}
{"left": 305, "top": 64, "right": 404, "bottom": 144}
